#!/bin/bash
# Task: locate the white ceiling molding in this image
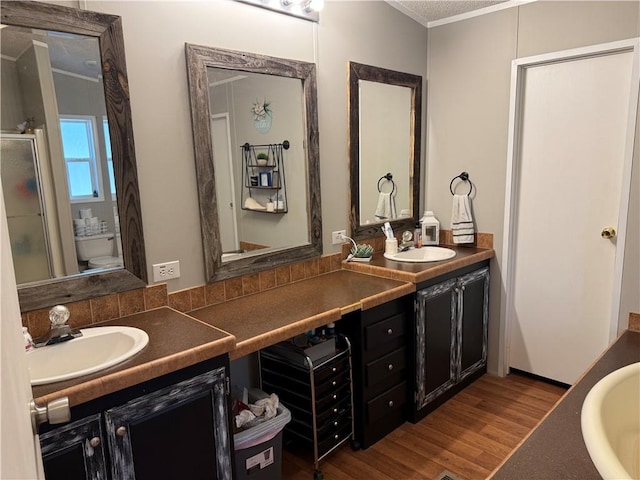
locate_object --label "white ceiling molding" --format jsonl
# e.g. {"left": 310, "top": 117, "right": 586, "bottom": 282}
{"left": 385, "top": 0, "right": 538, "bottom": 28}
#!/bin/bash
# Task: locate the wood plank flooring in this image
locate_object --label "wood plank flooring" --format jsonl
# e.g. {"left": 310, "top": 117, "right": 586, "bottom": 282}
{"left": 281, "top": 373, "right": 567, "bottom": 480}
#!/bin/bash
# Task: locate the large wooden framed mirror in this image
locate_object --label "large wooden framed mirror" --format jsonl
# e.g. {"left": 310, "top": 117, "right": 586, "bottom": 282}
{"left": 348, "top": 61, "right": 422, "bottom": 240}
{"left": 185, "top": 44, "right": 322, "bottom": 283}
{"left": 1, "top": 1, "right": 146, "bottom": 311}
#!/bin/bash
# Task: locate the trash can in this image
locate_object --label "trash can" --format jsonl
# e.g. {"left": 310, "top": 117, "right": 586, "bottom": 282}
{"left": 233, "top": 389, "right": 291, "bottom": 480}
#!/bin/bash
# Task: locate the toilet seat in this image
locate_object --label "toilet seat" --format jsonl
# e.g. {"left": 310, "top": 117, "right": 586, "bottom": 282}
{"left": 88, "top": 256, "right": 123, "bottom": 269}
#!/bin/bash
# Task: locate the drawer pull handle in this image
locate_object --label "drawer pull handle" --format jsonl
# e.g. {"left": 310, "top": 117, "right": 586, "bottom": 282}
{"left": 89, "top": 437, "right": 101, "bottom": 448}
{"left": 334, "top": 434, "right": 339, "bottom": 440}
{"left": 332, "top": 380, "right": 337, "bottom": 386}
{"left": 116, "top": 426, "right": 127, "bottom": 437}
{"left": 333, "top": 408, "right": 338, "bottom": 413}
{"left": 334, "top": 421, "right": 338, "bottom": 427}
{"left": 388, "top": 400, "right": 394, "bottom": 408}
{"left": 387, "top": 328, "right": 393, "bottom": 335}
{"left": 388, "top": 364, "right": 394, "bottom": 371}
{"left": 332, "top": 367, "right": 337, "bottom": 373}
{"left": 332, "top": 394, "right": 337, "bottom": 400}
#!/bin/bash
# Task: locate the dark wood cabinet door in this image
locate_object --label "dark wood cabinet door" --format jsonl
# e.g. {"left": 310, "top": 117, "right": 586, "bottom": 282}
{"left": 458, "top": 267, "right": 489, "bottom": 381}
{"left": 104, "top": 367, "right": 232, "bottom": 480}
{"left": 415, "top": 278, "right": 457, "bottom": 410}
{"left": 40, "top": 414, "right": 107, "bottom": 480}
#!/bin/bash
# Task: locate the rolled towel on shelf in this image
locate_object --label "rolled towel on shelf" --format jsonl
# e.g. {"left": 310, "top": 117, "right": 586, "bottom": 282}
{"left": 451, "top": 194, "right": 475, "bottom": 244}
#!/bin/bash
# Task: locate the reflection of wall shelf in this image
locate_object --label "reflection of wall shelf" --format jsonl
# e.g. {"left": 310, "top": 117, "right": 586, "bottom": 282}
{"left": 241, "top": 141, "right": 288, "bottom": 214}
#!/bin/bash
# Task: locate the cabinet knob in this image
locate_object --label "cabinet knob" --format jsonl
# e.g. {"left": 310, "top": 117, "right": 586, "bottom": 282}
{"left": 116, "top": 426, "right": 127, "bottom": 437}
{"left": 332, "top": 394, "right": 337, "bottom": 400}
{"left": 333, "top": 408, "right": 338, "bottom": 414}
{"left": 388, "top": 400, "right": 394, "bottom": 408}
{"left": 387, "top": 328, "right": 393, "bottom": 335}
{"left": 334, "top": 434, "right": 339, "bottom": 440}
{"left": 332, "top": 380, "right": 337, "bottom": 386}
{"left": 89, "top": 437, "right": 101, "bottom": 448}
{"left": 388, "top": 364, "right": 394, "bottom": 371}
{"left": 332, "top": 367, "right": 337, "bottom": 373}
{"left": 333, "top": 421, "right": 338, "bottom": 427}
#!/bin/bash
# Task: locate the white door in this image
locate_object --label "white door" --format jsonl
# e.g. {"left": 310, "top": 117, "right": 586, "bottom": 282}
{"left": 0, "top": 183, "right": 43, "bottom": 478}
{"left": 505, "top": 41, "right": 638, "bottom": 384}
{"left": 211, "top": 114, "right": 239, "bottom": 253}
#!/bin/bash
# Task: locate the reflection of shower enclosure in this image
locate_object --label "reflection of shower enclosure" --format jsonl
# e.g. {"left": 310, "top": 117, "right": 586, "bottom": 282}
{"left": 0, "top": 133, "right": 53, "bottom": 284}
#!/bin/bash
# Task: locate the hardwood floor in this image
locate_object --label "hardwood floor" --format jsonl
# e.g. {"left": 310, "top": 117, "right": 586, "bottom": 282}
{"left": 281, "top": 373, "right": 567, "bottom": 480}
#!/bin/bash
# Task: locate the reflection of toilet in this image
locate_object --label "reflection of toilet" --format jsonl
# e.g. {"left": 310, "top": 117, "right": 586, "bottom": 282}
{"left": 75, "top": 233, "right": 123, "bottom": 269}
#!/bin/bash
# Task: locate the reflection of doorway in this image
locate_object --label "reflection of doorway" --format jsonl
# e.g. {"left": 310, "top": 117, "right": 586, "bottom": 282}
{"left": 503, "top": 40, "right": 638, "bottom": 385}
{"left": 211, "top": 113, "right": 239, "bottom": 253}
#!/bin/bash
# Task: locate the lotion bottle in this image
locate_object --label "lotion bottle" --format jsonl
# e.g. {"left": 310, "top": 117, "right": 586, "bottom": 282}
{"left": 421, "top": 211, "right": 440, "bottom": 245}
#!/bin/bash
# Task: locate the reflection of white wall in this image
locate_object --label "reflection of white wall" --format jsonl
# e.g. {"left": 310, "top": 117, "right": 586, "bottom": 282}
{"left": 210, "top": 72, "right": 308, "bottom": 250}
{"left": 0, "top": 59, "right": 24, "bottom": 130}
{"left": 359, "top": 81, "right": 411, "bottom": 225}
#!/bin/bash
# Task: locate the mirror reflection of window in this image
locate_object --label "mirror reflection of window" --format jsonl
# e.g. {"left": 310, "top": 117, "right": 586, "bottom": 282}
{"left": 60, "top": 116, "right": 103, "bottom": 201}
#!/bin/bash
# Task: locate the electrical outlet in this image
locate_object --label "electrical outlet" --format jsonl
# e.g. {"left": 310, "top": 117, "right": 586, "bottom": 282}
{"left": 332, "top": 230, "right": 347, "bottom": 245}
{"left": 152, "top": 260, "right": 181, "bottom": 282}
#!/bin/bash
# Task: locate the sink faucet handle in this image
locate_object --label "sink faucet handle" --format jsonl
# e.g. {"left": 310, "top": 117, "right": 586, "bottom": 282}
{"left": 49, "top": 305, "right": 70, "bottom": 326}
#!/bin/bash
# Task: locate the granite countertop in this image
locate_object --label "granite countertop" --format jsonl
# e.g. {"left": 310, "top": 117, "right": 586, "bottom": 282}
{"left": 342, "top": 245, "right": 495, "bottom": 283}
{"left": 31, "top": 250, "right": 494, "bottom": 408}
{"left": 189, "top": 269, "right": 414, "bottom": 359}
{"left": 31, "top": 307, "right": 235, "bottom": 407}
{"left": 491, "top": 330, "right": 640, "bottom": 479}
{"left": 31, "top": 270, "right": 414, "bottom": 406}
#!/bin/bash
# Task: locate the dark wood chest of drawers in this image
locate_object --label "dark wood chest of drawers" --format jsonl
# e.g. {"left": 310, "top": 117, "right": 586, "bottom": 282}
{"left": 339, "top": 296, "right": 412, "bottom": 449}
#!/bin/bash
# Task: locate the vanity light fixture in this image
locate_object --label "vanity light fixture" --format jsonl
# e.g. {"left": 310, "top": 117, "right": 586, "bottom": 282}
{"left": 234, "top": 0, "right": 322, "bottom": 22}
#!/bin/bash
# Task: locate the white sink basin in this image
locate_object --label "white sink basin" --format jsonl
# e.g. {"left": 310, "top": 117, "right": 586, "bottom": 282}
{"left": 581, "top": 362, "right": 640, "bottom": 479}
{"left": 27, "top": 326, "right": 149, "bottom": 385}
{"left": 384, "top": 246, "right": 456, "bottom": 263}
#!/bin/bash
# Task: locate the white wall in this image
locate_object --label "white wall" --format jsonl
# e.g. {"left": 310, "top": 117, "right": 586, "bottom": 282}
{"left": 84, "top": 0, "right": 428, "bottom": 291}
{"left": 426, "top": 1, "right": 640, "bottom": 375}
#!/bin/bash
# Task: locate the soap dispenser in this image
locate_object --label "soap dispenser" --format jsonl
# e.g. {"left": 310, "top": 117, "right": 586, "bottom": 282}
{"left": 421, "top": 211, "right": 440, "bottom": 245}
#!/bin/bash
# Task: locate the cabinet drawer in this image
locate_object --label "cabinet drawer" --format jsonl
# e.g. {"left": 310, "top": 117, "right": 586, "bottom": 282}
{"left": 317, "top": 423, "right": 352, "bottom": 458}
{"left": 365, "top": 313, "right": 405, "bottom": 351}
{"left": 314, "top": 355, "right": 349, "bottom": 384}
{"left": 365, "top": 347, "right": 407, "bottom": 387}
{"left": 315, "top": 369, "right": 350, "bottom": 398}
{"left": 316, "top": 382, "right": 351, "bottom": 413}
{"left": 366, "top": 381, "right": 407, "bottom": 424}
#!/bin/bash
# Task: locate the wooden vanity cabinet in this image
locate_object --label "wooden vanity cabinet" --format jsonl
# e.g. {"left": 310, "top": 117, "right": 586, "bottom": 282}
{"left": 339, "top": 295, "right": 413, "bottom": 449}
{"left": 38, "top": 356, "right": 233, "bottom": 480}
{"left": 412, "top": 261, "right": 490, "bottom": 423}
{"left": 40, "top": 414, "right": 107, "bottom": 480}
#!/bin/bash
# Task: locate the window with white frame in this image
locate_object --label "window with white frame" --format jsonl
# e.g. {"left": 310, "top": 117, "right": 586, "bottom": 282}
{"left": 59, "top": 115, "right": 104, "bottom": 202}
{"left": 103, "top": 117, "right": 116, "bottom": 198}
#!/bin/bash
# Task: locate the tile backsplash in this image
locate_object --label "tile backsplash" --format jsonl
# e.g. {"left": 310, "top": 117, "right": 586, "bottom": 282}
{"left": 22, "top": 252, "right": 342, "bottom": 338}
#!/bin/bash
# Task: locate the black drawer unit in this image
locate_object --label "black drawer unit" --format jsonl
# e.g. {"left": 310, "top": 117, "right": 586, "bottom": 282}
{"left": 259, "top": 335, "right": 354, "bottom": 480}
{"left": 339, "top": 295, "right": 412, "bottom": 449}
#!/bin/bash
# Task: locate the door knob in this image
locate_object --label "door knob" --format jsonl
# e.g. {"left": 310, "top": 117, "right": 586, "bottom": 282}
{"left": 601, "top": 227, "right": 616, "bottom": 239}
{"left": 30, "top": 397, "right": 70, "bottom": 433}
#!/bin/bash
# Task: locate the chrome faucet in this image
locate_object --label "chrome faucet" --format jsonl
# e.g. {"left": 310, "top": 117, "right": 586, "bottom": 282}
{"left": 32, "top": 305, "right": 83, "bottom": 348}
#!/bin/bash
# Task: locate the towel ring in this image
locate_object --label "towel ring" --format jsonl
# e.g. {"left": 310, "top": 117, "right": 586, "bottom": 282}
{"left": 449, "top": 171, "right": 473, "bottom": 196}
{"left": 377, "top": 173, "right": 396, "bottom": 195}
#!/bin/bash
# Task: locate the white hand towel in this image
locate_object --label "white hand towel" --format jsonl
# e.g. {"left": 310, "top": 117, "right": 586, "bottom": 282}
{"left": 451, "top": 194, "right": 475, "bottom": 244}
{"left": 375, "top": 192, "right": 392, "bottom": 219}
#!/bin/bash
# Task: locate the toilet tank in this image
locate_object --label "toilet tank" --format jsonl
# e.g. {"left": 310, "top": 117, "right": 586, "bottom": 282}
{"left": 75, "top": 233, "right": 115, "bottom": 261}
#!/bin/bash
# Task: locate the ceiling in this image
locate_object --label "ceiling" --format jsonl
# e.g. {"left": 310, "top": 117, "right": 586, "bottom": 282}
{"left": 386, "top": 0, "right": 510, "bottom": 26}
{"left": 0, "top": 25, "right": 101, "bottom": 79}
